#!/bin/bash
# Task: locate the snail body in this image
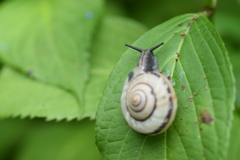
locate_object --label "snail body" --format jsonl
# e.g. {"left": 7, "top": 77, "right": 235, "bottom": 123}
{"left": 121, "top": 43, "right": 177, "bottom": 135}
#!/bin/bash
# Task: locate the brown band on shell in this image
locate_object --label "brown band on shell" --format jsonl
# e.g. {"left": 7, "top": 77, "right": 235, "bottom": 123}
{"left": 151, "top": 96, "right": 173, "bottom": 134}
{"left": 151, "top": 72, "right": 161, "bottom": 78}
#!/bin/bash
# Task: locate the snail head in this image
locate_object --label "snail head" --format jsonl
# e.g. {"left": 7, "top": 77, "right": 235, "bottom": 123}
{"left": 125, "top": 42, "right": 164, "bottom": 72}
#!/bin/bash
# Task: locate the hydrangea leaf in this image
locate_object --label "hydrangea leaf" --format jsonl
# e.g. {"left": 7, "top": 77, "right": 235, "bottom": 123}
{"left": 0, "top": 0, "right": 102, "bottom": 116}
{"left": 0, "top": 67, "right": 80, "bottom": 120}
{"left": 96, "top": 13, "right": 235, "bottom": 160}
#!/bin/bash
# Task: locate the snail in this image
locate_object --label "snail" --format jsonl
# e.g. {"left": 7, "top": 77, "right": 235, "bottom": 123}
{"left": 121, "top": 42, "right": 178, "bottom": 135}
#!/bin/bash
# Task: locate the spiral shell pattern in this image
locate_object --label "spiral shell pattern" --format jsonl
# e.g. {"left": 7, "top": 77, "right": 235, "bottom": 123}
{"left": 121, "top": 67, "right": 177, "bottom": 135}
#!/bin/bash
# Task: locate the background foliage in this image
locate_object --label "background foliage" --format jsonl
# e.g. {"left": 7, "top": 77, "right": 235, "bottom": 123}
{"left": 0, "top": 0, "right": 239, "bottom": 159}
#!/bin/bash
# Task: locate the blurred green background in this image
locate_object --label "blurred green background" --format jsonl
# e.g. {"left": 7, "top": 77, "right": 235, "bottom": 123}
{"left": 0, "top": 0, "right": 239, "bottom": 159}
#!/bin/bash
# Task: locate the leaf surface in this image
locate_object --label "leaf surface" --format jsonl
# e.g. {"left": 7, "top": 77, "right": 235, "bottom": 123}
{"left": 229, "top": 53, "right": 240, "bottom": 110}
{"left": 0, "top": 119, "right": 32, "bottom": 160}
{"left": 96, "top": 14, "right": 235, "bottom": 160}
{"left": 0, "top": 67, "right": 80, "bottom": 120}
{"left": 227, "top": 111, "right": 240, "bottom": 159}
{"left": 0, "top": 14, "right": 146, "bottom": 120}
{"left": 0, "top": 0, "right": 102, "bottom": 116}
{"left": 15, "top": 119, "right": 101, "bottom": 160}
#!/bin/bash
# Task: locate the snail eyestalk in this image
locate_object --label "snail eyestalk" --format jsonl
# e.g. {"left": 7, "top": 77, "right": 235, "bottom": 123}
{"left": 125, "top": 42, "right": 164, "bottom": 53}
{"left": 125, "top": 44, "right": 143, "bottom": 53}
{"left": 149, "top": 42, "right": 164, "bottom": 52}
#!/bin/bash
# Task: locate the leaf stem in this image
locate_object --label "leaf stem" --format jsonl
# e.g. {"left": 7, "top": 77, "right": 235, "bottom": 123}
{"left": 204, "top": 0, "right": 217, "bottom": 9}
{"left": 203, "top": 0, "right": 217, "bottom": 17}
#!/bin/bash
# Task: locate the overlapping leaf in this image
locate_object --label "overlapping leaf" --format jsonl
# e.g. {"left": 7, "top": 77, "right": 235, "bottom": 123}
{"left": 0, "top": 119, "right": 32, "bottom": 159}
{"left": 0, "top": 67, "right": 80, "bottom": 121}
{"left": 0, "top": 14, "right": 147, "bottom": 120}
{"left": 96, "top": 13, "right": 235, "bottom": 159}
{"left": 15, "top": 119, "right": 101, "bottom": 160}
{"left": 0, "top": 118, "right": 101, "bottom": 160}
{"left": 0, "top": 0, "right": 102, "bottom": 117}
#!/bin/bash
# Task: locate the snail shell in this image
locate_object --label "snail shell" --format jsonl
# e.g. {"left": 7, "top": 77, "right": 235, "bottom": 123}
{"left": 121, "top": 43, "right": 177, "bottom": 135}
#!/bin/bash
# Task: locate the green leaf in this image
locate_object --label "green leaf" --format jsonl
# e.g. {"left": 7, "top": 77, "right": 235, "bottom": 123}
{"left": 118, "top": 0, "right": 204, "bottom": 28}
{"left": 227, "top": 111, "right": 240, "bottom": 159}
{"left": 84, "top": 16, "right": 147, "bottom": 118}
{"left": 96, "top": 13, "right": 235, "bottom": 159}
{"left": 229, "top": 53, "right": 240, "bottom": 110}
{"left": 16, "top": 119, "right": 101, "bottom": 160}
{"left": 214, "top": 12, "right": 240, "bottom": 42}
{"left": 0, "top": 0, "right": 102, "bottom": 114}
{"left": 215, "top": 12, "right": 240, "bottom": 110}
{"left": 0, "top": 119, "right": 32, "bottom": 160}
{"left": 0, "top": 67, "right": 80, "bottom": 120}
{"left": 0, "top": 119, "right": 101, "bottom": 160}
